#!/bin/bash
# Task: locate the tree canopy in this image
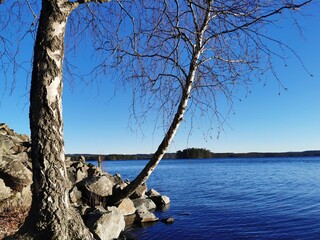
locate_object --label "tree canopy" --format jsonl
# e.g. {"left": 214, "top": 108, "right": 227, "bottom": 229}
{"left": 176, "top": 148, "right": 213, "bottom": 159}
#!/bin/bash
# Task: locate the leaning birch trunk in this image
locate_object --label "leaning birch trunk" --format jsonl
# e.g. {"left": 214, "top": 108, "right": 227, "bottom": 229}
{"left": 10, "top": 1, "right": 93, "bottom": 239}
{"left": 108, "top": 84, "right": 192, "bottom": 206}
{"left": 109, "top": 50, "right": 202, "bottom": 206}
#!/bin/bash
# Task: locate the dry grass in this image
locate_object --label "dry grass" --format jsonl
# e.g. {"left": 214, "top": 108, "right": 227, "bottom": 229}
{"left": 0, "top": 209, "right": 29, "bottom": 239}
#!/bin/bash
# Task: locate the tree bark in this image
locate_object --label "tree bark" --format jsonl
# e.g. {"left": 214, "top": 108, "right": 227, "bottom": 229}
{"left": 8, "top": 1, "right": 93, "bottom": 239}
{"left": 108, "top": 85, "right": 193, "bottom": 206}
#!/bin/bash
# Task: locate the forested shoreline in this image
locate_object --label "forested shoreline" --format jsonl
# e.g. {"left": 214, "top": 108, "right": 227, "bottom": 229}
{"left": 67, "top": 149, "right": 320, "bottom": 161}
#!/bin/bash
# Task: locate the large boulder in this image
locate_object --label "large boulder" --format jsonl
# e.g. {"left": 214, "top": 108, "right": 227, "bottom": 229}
{"left": 135, "top": 205, "right": 159, "bottom": 223}
{"left": 132, "top": 198, "right": 156, "bottom": 211}
{"left": 117, "top": 198, "right": 136, "bottom": 216}
{"left": 150, "top": 195, "right": 171, "bottom": 209}
{"left": 77, "top": 174, "right": 116, "bottom": 206}
{"left": 0, "top": 159, "right": 32, "bottom": 191}
{"left": 85, "top": 206, "right": 125, "bottom": 240}
{"left": 0, "top": 124, "right": 32, "bottom": 212}
{"left": 67, "top": 156, "right": 104, "bottom": 185}
{"left": 83, "top": 175, "right": 115, "bottom": 197}
{"left": 67, "top": 156, "right": 89, "bottom": 184}
{"left": 0, "top": 124, "right": 30, "bottom": 157}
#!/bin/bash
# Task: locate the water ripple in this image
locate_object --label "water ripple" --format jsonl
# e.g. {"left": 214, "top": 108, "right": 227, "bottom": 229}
{"left": 104, "top": 157, "right": 320, "bottom": 240}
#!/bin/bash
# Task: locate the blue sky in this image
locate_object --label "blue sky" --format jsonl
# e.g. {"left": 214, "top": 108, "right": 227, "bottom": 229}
{"left": 0, "top": 3, "right": 319, "bottom": 155}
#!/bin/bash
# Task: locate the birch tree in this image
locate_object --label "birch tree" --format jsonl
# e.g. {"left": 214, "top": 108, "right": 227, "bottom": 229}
{"left": 105, "top": 0, "right": 313, "bottom": 205}
{"left": 8, "top": 0, "right": 111, "bottom": 239}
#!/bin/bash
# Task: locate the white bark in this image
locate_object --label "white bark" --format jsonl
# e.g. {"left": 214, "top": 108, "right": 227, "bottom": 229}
{"left": 12, "top": 1, "right": 93, "bottom": 239}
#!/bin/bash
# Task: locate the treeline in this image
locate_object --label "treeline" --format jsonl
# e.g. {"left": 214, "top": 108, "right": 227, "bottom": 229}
{"left": 67, "top": 150, "right": 320, "bottom": 161}
{"left": 67, "top": 154, "right": 142, "bottom": 161}
{"left": 66, "top": 153, "right": 176, "bottom": 161}
{"left": 211, "top": 150, "right": 320, "bottom": 158}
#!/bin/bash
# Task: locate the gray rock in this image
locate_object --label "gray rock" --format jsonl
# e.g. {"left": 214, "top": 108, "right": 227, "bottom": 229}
{"left": 70, "top": 186, "right": 82, "bottom": 204}
{"left": 0, "top": 185, "right": 32, "bottom": 212}
{"left": 85, "top": 206, "right": 125, "bottom": 240}
{"left": 68, "top": 160, "right": 89, "bottom": 184}
{"left": 146, "top": 188, "right": 161, "bottom": 198}
{"left": 0, "top": 124, "right": 30, "bottom": 156}
{"left": 0, "top": 124, "right": 32, "bottom": 212}
{"left": 132, "top": 198, "right": 156, "bottom": 210}
{"left": 135, "top": 205, "right": 159, "bottom": 223}
{"left": 78, "top": 155, "right": 86, "bottom": 162}
{"left": 0, "top": 178, "right": 12, "bottom": 201}
{"left": 87, "top": 162, "right": 103, "bottom": 177}
{"left": 150, "top": 195, "right": 170, "bottom": 208}
{"left": 75, "top": 167, "right": 88, "bottom": 183}
{"left": 117, "top": 198, "right": 136, "bottom": 216}
{"left": 161, "top": 217, "right": 175, "bottom": 224}
{"left": 0, "top": 137, "right": 14, "bottom": 155}
{"left": 0, "top": 124, "right": 15, "bottom": 137}
{"left": 84, "top": 175, "right": 115, "bottom": 197}
{"left": 0, "top": 159, "right": 32, "bottom": 191}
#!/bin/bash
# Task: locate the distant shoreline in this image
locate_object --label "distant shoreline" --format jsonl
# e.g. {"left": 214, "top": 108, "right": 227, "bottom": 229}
{"left": 67, "top": 150, "right": 320, "bottom": 161}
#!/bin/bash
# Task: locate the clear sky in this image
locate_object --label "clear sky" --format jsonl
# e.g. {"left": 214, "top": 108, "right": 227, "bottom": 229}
{"left": 1, "top": 2, "right": 319, "bottom": 155}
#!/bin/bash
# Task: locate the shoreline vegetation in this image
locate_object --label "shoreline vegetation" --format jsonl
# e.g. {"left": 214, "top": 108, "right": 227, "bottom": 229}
{"left": 67, "top": 149, "right": 320, "bottom": 161}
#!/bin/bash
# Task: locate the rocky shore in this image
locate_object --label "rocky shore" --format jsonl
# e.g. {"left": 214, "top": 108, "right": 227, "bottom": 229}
{"left": 0, "top": 124, "right": 171, "bottom": 239}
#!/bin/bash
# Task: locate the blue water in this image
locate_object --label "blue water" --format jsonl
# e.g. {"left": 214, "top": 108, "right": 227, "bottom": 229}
{"left": 101, "top": 157, "right": 320, "bottom": 240}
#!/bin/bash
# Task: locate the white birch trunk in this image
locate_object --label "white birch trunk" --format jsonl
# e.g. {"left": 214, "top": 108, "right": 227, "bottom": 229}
{"left": 10, "top": 1, "right": 93, "bottom": 239}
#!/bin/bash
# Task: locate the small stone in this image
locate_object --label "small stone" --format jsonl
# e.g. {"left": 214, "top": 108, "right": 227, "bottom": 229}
{"left": 78, "top": 156, "right": 86, "bottom": 162}
{"left": 69, "top": 186, "right": 82, "bottom": 204}
{"left": 132, "top": 198, "right": 156, "bottom": 210}
{"left": 161, "top": 217, "right": 175, "bottom": 224}
{"left": 75, "top": 168, "right": 87, "bottom": 183}
{"left": 0, "top": 179, "right": 12, "bottom": 201}
{"left": 150, "top": 195, "right": 170, "bottom": 208}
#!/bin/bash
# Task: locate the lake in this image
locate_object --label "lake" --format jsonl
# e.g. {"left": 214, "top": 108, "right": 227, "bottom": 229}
{"left": 100, "top": 157, "right": 320, "bottom": 240}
